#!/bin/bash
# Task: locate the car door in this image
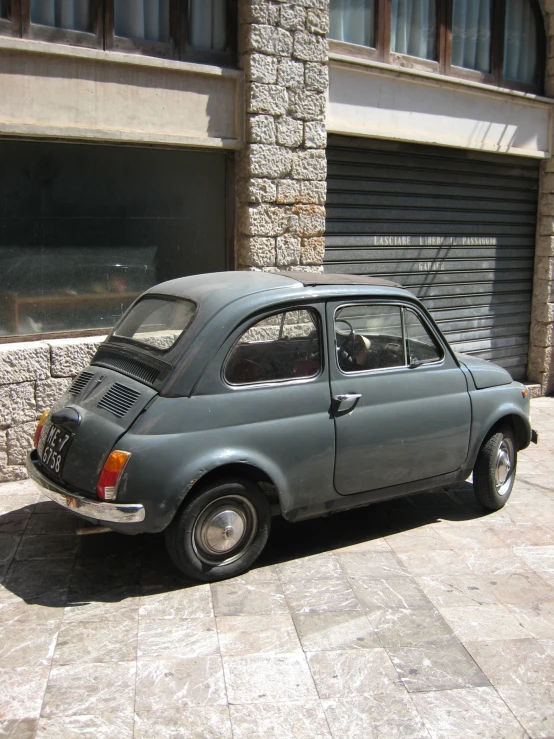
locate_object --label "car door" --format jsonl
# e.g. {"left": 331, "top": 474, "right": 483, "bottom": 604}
{"left": 189, "top": 303, "right": 336, "bottom": 512}
{"left": 327, "top": 300, "right": 472, "bottom": 496}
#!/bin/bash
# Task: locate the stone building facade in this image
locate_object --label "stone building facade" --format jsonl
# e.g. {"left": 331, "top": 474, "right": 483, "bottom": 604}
{"left": 235, "top": 0, "right": 328, "bottom": 273}
{"left": 0, "top": 338, "right": 101, "bottom": 482}
{"left": 530, "top": 0, "right": 554, "bottom": 397}
{"left": 0, "top": 0, "right": 553, "bottom": 484}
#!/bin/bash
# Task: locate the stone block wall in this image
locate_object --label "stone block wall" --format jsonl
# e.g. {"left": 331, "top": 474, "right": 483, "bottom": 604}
{"left": 235, "top": 0, "right": 329, "bottom": 272}
{"left": 528, "top": 0, "right": 554, "bottom": 395}
{"left": 529, "top": 163, "right": 554, "bottom": 395}
{"left": 0, "top": 337, "right": 104, "bottom": 482}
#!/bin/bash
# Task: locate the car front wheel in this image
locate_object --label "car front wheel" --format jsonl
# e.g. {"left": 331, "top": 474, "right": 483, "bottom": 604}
{"left": 473, "top": 426, "right": 517, "bottom": 511}
{"left": 165, "top": 478, "right": 271, "bottom": 582}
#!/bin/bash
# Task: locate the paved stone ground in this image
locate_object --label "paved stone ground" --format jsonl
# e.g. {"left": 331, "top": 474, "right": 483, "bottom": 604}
{"left": 0, "top": 398, "right": 553, "bottom": 738}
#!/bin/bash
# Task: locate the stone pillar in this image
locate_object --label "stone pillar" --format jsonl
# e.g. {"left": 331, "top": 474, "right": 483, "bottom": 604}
{"left": 236, "top": 0, "right": 329, "bottom": 272}
{"left": 528, "top": 1, "right": 554, "bottom": 394}
{"left": 528, "top": 177, "right": 554, "bottom": 394}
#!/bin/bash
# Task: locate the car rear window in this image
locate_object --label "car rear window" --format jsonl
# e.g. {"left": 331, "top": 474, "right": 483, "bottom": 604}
{"left": 113, "top": 297, "right": 196, "bottom": 351}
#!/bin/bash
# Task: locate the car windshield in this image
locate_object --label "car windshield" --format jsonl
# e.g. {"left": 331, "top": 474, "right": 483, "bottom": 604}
{"left": 113, "top": 296, "right": 196, "bottom": 351}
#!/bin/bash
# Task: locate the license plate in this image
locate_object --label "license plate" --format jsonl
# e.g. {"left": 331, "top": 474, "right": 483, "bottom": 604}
{"left": 41, "top": 424, "right": 73, "bottom": 478}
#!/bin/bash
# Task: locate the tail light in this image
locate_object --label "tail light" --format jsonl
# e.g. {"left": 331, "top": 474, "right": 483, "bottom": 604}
{"left": 34, "top": 410, "right": 51, "bottom": 449}
{"left": 97, "top": 451, "right": 131, "bottom": 501}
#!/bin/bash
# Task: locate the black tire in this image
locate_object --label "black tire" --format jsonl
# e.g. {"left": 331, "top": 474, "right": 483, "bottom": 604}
{"left": 165, "top": 478, "right": 271, "bottom": 582}
{"left": 473, "top": 425, "right": 517, "bottom": 511}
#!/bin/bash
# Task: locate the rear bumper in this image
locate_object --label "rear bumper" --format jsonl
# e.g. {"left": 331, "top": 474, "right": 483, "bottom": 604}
{"left": 26, "top": 451, "right": 145, "bottom": 524}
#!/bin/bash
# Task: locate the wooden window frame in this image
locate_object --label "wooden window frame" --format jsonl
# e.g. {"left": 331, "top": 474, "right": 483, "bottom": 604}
{"left": 21, "top": 0, "right": 103, "bottom": 49}
{"left": 329, "top": 0, "right": 545, "bottom": 95}
{"left": 104, "top": 0, "right": 179, "bottom": 60}
{"left": 180, "top": 0, "right": 237, "bottom": 66}
{"left": 0, "top": 1, "right": 237, "bottom": 67}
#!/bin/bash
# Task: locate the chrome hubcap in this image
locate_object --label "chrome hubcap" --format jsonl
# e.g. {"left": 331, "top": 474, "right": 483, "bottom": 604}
{"left": 204, "top": 509, "right": 245, "bottom": 553}
{"left": 495, "top": 438, "right": 514, "bottom": 496}
{"left": 193, "top": 495, "right": 258, "bottom": 566}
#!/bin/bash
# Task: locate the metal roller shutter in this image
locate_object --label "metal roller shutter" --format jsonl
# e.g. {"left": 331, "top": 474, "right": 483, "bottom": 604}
{"left": 324, "top": 135, "right": 539, "bottom": 380}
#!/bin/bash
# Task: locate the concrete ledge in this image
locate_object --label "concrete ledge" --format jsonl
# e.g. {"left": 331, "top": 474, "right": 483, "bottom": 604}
{"left": 0, "top": 37, "right": 243, "bottom": 149}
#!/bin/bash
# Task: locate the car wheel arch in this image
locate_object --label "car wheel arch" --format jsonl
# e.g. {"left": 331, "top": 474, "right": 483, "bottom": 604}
{"left": 467, "top": 412, "right": 528, "bottom": 474}
{"left": 482, "top": 413, "right": 529, "bottom": 452}
{"left": 170, "top": 455, "right": 292, "bottom": 524}
{"left": 187, "top": 463, "right": 282, "bottom": 515}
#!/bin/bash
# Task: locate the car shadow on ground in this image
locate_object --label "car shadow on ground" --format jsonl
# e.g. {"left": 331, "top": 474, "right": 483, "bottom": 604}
{"left": 1, "top": 481, "right": 488, "bottom": 609}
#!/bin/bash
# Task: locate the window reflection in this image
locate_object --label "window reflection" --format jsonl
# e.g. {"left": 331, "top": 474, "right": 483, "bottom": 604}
{"left": 391, "top": 0, "right": 436, "bottom": 60}
{"left": 451, "top": 0, "right": 491, "bottom": 72}
{"left": 114, "top": 0, "right": 170, "bottom": 43}
{"left": 504, "top": 0, "right": 539, "bottom": 84}
{"left": 0, "top": 140, "right": 226, "bottom": 339}
{"left": 30, "top": 0, "right": 92, "bottom": 32}
{"left": 0, "top": 246, "right": 157, "bottom": 335}
{"left": 188, "top": 0, "right": 227, "bottom": 51}
{"left": 330, "top": 0, "right": 375, "bottom": 49}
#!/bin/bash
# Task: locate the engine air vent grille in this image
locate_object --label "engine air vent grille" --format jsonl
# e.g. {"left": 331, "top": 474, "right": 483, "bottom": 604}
{"left": 93, "top": 352, "right": 160, "bottom": 386}
{"left": 98, "top": 383, "right": 141, "bottom": 418}
{"left": 69, "top": 371, "right": 94, "bottom": 395}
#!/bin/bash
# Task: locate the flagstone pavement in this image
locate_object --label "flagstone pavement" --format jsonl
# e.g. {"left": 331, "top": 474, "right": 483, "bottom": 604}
{"left": 0, "top": 397, "right": 553, "bottom": 738}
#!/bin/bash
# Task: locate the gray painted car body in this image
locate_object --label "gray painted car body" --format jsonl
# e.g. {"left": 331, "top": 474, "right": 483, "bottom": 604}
{"left": 27, "top": 271, "right": 532, "bottom": 533}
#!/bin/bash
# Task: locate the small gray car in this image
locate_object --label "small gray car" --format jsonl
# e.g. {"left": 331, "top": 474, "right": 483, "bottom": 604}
{"left": 27, "top": 271, "right": 537, "bottom": 581}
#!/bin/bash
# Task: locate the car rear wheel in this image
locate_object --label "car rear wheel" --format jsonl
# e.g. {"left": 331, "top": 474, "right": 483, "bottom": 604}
{"left": 473, "top": 425, "right": 517, "bottom": 511}
{"left": 165, "top": 478, "right": 271, "bottom": 582}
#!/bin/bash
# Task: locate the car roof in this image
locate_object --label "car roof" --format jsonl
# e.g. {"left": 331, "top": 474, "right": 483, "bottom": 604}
{"left": 133, "top": 271, "right": 415, "bottom": 396}
{"left": 277, "top": 271, "right": 402, "bottom": 288}
{"left": 147, "top": 270, "right": 404, "bottom": 305}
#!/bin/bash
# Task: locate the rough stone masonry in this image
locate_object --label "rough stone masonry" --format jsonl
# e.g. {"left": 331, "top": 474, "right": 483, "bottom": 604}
{"left": 0, "top": 338, "right": 102, "bottom": 482}
{"left": 235, "top": 0, "right": 329, "bottom": 272}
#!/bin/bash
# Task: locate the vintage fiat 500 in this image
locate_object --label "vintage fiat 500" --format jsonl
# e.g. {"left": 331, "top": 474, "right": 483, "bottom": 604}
{"left": 27, "top": 271, "right": 536, "bottom": 581}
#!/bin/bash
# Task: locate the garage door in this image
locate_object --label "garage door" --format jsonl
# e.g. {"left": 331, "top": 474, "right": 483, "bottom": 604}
{"left": 324, "top": 135, "right": 539, "bottom": 380}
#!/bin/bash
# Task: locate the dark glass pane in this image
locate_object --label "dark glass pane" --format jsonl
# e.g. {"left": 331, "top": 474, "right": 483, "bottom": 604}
{"left": 225, "top": 310, "right": 320, "bottom": 385}
{"left": 114, "top": 0, "right": 170, "bottom": 43}
{"left": 451, "top": 0, "right": 491, "bottom": 72}
{"left": 391, "top": 0, "right": 436, "bottom": 60}
{"left": 0, "top": 1, "right": 9, "bottom": 20}
{"left": 503, "top": 0, "right": 540, "bottom": 84}
{"left": 329, "top": 0, "right": 375, "bottom": 49}
{"left": 188, "top": 0, "right": 227, "bottom": 51}
{"left": 30, "top": 0, "right": 93, "bottom": 32}
{"left": 0, "top": 140, "right": 226, "bottom": 337}
{"left": 114, "top": 297, "right": 195, "bottom": 351}
{"left": 404, "top": 310, "right": 442, "bottom": 363}
{"left": 335, "top": 305, "right": 405, "bottom": 372}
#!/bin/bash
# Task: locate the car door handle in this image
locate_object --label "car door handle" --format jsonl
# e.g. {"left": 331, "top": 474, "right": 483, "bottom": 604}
{"left": 334, "top": 394, "right": 362, "bottom": 402}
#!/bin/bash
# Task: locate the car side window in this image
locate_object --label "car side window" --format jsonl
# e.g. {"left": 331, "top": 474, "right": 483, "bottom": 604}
{"left": 225, "top": 309, "right": 321, "bottom": 385}
{"left": 405, "top": 309, "right": 443, "bottom": 364}
{"left": 335, "top": 305, "right": 406, "bottom": 372}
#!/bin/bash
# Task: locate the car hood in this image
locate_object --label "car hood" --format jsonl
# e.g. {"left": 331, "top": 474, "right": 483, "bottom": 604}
{"left": 455, "top": 352, "right": 513, "bottom": 390}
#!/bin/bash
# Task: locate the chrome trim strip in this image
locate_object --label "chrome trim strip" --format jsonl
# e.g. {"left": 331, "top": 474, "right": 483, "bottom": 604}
{"left": 26, "top": 453, "right": 145, "bottom": 524}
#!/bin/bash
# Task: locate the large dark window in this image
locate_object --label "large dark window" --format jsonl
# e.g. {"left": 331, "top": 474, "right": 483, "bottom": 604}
{"left": 329, "top": 0, "right": 544, "bottom": 92}
{"left": 0, "top": 1, "right": 236, "bottom": 65}
{"left": 0, "top": 140, "right": 227, "bottom": 340}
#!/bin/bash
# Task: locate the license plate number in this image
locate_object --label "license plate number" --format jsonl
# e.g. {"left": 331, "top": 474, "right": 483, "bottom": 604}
{"left": 41, "top": 425, "right": 72, "bottom": 477}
